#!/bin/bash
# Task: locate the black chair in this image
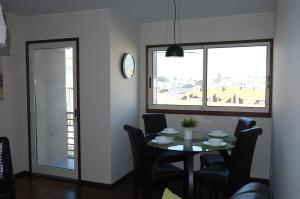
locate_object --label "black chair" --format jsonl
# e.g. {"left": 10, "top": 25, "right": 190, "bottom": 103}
{"left": 0, "top": 137, "right": 15, "bottom": 199}
{"left": 142, "top": 114, "right": 186, "bottom": 163}
{"left": 124, "top": 125, "right": 185, "bottom": 199}
{"left": 195, "top": 127, "right": 262, "bottom": 197}
{"left": 143, "top": 114, "right": 167, "bottom": 135}
{"left": 200, "top": 117, "right": 256, "bottom": 168}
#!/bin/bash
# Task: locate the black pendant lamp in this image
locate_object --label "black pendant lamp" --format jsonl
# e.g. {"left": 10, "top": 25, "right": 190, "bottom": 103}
{"left": 166, "top": 0, "right": 184, "bottom": 57}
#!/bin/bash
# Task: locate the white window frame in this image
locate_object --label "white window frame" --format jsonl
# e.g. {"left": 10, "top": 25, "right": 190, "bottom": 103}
{"left": 148, "top": 45, "right": 204, "bottom": 111}
{"left": 146, "top": 40, "right": 273, "bottom": 117}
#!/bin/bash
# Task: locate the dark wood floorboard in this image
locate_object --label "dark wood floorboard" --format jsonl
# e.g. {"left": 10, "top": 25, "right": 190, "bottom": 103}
{"left": 15, "top": 175, "right": 226, "bottom": 199}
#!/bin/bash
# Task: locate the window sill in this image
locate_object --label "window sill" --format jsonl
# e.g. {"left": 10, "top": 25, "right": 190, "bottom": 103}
{"left": 146, "top": 108, "right": 271, "bottom": 118}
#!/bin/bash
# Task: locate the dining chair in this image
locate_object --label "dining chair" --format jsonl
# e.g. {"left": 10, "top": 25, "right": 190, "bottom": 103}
{"left": 0, "top": 137, "right": 16, "bottom": 199}
{"left": 143, "top": 113, "right": 167, "bottom": 135}
{"left": 142, "top": 113, "right": 187, "bottom": 164}
{"left": 124, "top": 124, "right": 185, "bottom": 199}
{"left": 195, "top": 127, "right": 263, "bottom": 197}
{"left": 200, "top": 117, "right": 256, "bottom": 168}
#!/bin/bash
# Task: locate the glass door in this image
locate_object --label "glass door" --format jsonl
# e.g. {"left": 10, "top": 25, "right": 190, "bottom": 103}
{"left": 27, "top": 39, "right": 79, "bottom": 179}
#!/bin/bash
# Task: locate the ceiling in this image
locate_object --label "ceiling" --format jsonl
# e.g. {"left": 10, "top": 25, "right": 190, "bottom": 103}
{"left": 0, "top": 0, "right": 274, "bottom": 23}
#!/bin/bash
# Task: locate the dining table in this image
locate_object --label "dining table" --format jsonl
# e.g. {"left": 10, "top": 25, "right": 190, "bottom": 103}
{"left": 146, "top": 131, "right": 234, "bottom": 199}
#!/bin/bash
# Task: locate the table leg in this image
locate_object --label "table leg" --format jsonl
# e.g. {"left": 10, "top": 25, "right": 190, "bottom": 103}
{"left": 187, "top": 153, "right": 194, "bottom": 199}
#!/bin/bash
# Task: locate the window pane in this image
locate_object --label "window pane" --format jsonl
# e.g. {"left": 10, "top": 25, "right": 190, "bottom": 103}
{"left": 207, "top": 46, "right": 267, "bottom": 108}
{"left": 153, "top": 49, "right": 203, "bottom": 106}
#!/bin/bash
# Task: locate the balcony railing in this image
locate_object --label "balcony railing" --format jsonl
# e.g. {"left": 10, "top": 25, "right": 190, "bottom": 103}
{"left": 67, "top": 112, "right": 75, "bottom": 159}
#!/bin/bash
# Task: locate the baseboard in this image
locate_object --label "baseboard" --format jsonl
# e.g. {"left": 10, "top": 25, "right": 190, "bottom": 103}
{"left": 30, "top": 172, "right": 79, "bottom": 183}
{"left": 250, "top": 177, "right": 270, "bottom": 185}
{"left": 14, "top": 171, "right": 30, "bottom": 178}
{"left": 80, "top": 180, "right": 112, "bottom": 189}
{"left": 80, "top": 171, "right": 134, "bottom": 189}
{"left": 15, "top": 170, "right": 134, "bottom": 189}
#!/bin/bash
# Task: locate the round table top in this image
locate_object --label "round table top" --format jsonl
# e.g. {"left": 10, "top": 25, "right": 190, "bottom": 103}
{"left": 146, "top": 132, "right": 234, "bottom": 153}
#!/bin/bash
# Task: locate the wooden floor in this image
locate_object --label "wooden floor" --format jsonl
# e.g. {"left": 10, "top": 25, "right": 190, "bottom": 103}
{"left": 15, "top": 175, "right": 222, "bottom": 199}
{"left": 16, "top": 175, "right": 135, "bottom": 199}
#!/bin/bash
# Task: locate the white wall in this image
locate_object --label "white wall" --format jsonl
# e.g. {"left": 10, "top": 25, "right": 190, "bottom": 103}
{"left": 0, "top": 14, "right": 28, "bottom": 173}
{"left": 0, "top": 10, "right": 113, "bottom": 183}
{"left": 272, "top": 0, "right": 300, "bottom": 198}
{"left": 22, "top": 10, "right": 113, "bottom": 184}
{"left": 139, "top": 13, "right": 274, "bottom": 179}
{"left": 1, "top": 9, "right": 140, "bottom": 184}
{"left": 109, "top": 10, "right": 139, "bottom": 183}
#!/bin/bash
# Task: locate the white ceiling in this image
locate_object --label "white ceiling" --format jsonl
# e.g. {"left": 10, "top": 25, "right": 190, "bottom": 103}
{"left": 0, "top": 0, "right": 274, "bottom": 23}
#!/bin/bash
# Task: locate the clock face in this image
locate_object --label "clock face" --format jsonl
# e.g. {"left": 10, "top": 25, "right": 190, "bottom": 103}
{"left": 122, "top": 54, "right": 135, "bottom": 79}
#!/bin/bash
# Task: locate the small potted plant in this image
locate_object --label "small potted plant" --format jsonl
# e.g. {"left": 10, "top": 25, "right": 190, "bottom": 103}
{"left": 181, "top": 117, "right": 198, "bottom": 140}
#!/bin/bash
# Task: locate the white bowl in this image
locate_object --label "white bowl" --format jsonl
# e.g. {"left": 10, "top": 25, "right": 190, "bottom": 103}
{"left": 156, "top": 136, "right": 172, "bottom": 143}
{"left": 208, "top": 138, "right": 223, "bottom": 146}
{"left": 164, "top": 128, "right": 175, "bottom": 132}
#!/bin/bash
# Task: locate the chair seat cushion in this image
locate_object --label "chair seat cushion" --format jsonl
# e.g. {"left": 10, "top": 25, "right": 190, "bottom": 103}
{"left": 152, "top": 162, "right": 185, "bottom": 183}
{"left": 149, "top": 147, "right": 186, "bottom": 163}
{"left": 200, "top": 154, "right": 225, "bottom": 166}
{"left": 231, "top": 182, "right": 271, "bottom": 199}
{"left": 195, "top": 164, "right": 229, "bottom": 184}
{"left": 154, "top": 150, "right": 186, "bottom": 163}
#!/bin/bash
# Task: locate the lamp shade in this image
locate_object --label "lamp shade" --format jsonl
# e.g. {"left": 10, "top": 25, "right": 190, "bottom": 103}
{"left": 0, "top": 4, "right": 6, "bottom": 48}
{"left": 165, "top": 45, "right": 184, "bottom": 57}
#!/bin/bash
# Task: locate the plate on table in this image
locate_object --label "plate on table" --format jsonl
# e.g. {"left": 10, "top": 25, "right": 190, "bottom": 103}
{"left": 151, "top": 138, "right": 174, "bottom": 145}
{"left": 202, "top": 141, "right": 227, "bottom": 147}
{"left": 208, "top": 131, "right": 229, "bottom": 138}
{"left": 160, "top": 129, "right": 179, "bottom": 135}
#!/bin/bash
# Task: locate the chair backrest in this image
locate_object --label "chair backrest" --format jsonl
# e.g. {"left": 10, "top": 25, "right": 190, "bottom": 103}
{"left": 234, "top": 117, "right": 256, "bottom": 137}
{"left": 228, "top": 127, "right": 262, "bottom": 194}
{"left": 142, "top": 113, "right": 167, "bottom": 134}
{"left": 124, "top": 125, "right": 151, "bottom": 183}
{"left": 0, "top": 137, "right": 14, "bottom": 181}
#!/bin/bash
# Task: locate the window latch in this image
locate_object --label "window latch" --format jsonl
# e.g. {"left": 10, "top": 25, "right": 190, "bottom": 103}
{"left": 149, "top": 77, "right": 152, "bottom": 88}
{"left": 267, "top": 76, "right": 271, "bottom": 88}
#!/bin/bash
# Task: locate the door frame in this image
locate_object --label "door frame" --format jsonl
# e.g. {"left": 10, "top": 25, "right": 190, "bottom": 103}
{"left": 26, "top": 38, "right": 81, "bottom": 181}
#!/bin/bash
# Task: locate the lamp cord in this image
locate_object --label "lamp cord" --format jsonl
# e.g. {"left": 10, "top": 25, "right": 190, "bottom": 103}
{"left": 173, "top": 0, "right": 177, "bottom": 44}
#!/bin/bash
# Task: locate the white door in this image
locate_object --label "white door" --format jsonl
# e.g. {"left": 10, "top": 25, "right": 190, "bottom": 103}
{"left": 28, "top": 39, "right": 79, "bottom": 179}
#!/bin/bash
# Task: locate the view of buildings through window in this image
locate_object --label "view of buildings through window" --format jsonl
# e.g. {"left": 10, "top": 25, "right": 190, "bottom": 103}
{"left": 207, "top": 46, "right": 267, "bottom": 107}
{"left": 150, "top": 42, "right": 270, "bottom": 113}
{"left": 153, "top": 49, "right": 203, "bottom": 106}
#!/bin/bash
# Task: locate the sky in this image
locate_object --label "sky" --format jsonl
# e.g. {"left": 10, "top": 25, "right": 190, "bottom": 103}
{"left": 155, "top": 45, "right": 268, "bottom": 81}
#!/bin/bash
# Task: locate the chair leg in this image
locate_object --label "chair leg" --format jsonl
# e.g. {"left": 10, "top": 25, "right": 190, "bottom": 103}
{"left": 200, "top": 160, "right": 205, "bottom": 169}
{"left": 142, "top": 187, "right": 151, "bottom": 199}
{"left": 9, "top": 185, "right": 16, "bottom": 199}
{"left": 209, "top": 183, "right": 217, "bottom": 199}
{"left": 133, "top": 176, "right": 138, "bottom": 199}
{"left": 213, "top": 186, "right": 218, "bottom": 199}
{"left": 198, "top": 182, "right": 202, "bottom": 199}
{"left": 182, "top": 182, "right": 186, "bottom": 198}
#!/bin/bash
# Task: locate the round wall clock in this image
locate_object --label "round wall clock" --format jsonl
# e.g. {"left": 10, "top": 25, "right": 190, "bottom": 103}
{"left": 121, "top": 53, "right": 135, "bottom": 79}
